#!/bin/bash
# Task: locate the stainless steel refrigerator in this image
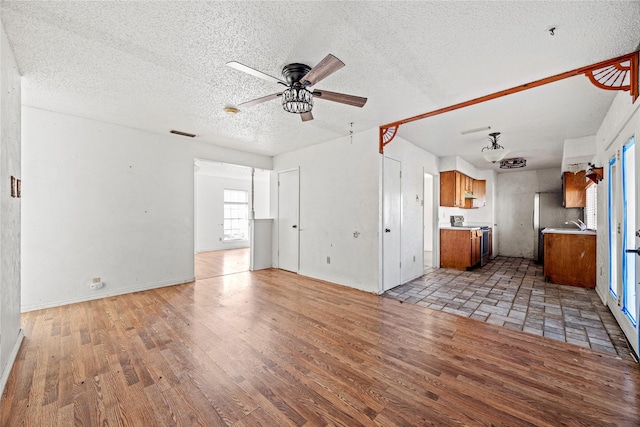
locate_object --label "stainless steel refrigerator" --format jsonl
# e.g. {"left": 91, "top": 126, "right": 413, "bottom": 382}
{"left": 533, "top": 192, "right": 583, "bottom": 263}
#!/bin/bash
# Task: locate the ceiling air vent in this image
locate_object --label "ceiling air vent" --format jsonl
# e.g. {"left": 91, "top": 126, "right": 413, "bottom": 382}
{"left": 170, "top": 129, "right": 196, "bottom": 138}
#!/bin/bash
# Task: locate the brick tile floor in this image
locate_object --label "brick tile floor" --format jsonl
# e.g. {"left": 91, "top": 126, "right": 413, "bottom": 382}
{"left": 384, "top": 256, "right": 636, "bottom": 361}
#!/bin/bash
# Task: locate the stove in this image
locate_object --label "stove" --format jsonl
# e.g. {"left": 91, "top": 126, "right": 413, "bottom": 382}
{"left": 450, "top": 215, "right": 465, "bottom": 227}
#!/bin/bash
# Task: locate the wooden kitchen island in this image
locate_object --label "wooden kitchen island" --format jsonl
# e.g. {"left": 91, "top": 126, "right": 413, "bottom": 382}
{"left": 542, "top": 229, "right": 596, "bottom": 288}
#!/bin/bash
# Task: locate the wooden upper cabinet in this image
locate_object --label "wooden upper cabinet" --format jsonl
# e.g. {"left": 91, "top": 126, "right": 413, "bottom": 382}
{"left": 440, "top": 170, "right": 466, "bottom": 207}
{"left": 464, "top": 175, "right": 473, "bottom": 194}
{"left": 563, "top": 171, "right": 587, "bottom": 208}
{"left": 441, "top": 171, "right": 487, "bottom": 209}
{"left": 465, "top": 179, "right": 486, "bottom": 209}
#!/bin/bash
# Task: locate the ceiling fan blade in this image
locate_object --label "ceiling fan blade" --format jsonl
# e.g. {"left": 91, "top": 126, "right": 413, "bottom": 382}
{"left": 238, "top": 93, "right": 282, "bottom": 108}
{"left": 300, "top": 54, "right": 345, "bottom": 86}
{"left": 312, "top": 90, "right": 367, "bottom": 107}
{"left": 301, "top": 112, "right": 314, "bottom": 122}
{"left": 226, "top": 61, "right": 286, "bottom": 85}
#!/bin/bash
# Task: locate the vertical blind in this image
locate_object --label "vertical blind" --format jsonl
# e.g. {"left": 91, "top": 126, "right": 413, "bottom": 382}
{"left": 585, "top": 182, "right": 597, "bottom": 230}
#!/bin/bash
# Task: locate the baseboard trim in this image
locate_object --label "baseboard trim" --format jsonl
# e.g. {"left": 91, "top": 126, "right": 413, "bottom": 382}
{"left": 21, "top": 277, "right": 196, "bottom": 312}
{"left": 0, "top": 329, "right": 24, "bottom": 400}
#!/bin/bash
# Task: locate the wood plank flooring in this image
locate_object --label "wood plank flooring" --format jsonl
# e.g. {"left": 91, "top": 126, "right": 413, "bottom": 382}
{"left": 2, "top": 269, "right": 640, "bottom": 426}
{"left": 195, "top": 248, "right": 249, "bottom": 280}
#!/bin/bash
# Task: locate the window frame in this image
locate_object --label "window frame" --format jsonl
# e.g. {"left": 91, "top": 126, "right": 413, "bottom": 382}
{"left": 223, "top": 189, "right": 249, "bottom": 242}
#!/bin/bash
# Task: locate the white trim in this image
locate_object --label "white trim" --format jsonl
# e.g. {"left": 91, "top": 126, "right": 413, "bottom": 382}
{"left": 21, "top": 277, "right": 195, "bottom": 312}
{"left": 0, "top": 330, "right": 24, "bottom": 398}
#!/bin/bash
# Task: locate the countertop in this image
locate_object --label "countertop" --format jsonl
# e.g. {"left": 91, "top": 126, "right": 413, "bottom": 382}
{"left": 439, "top": 226, "right": 482, "bottom": 230}
{"left": 542, "top": 228, "right": 596, "bottom": 235}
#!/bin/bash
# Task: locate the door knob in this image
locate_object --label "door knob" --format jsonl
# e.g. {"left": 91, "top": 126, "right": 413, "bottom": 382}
{"left": 385, "top": 228, "right": 391, "bottom": 233}
{"left": 625, "top": 248, "right": 640, "bottom": 255}
{"left": 292, "top": 225, "right": 298, "bottom": 228}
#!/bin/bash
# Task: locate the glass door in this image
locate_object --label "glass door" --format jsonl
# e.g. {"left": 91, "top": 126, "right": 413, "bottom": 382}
{"left": 608, "top": 136, "right": 639, "bottom": 357}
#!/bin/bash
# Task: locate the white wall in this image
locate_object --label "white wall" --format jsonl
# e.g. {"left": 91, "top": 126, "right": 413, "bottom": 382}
{"left": 21, "top": 107, "right": 271, "bottom": 311}
{"left": 0, "top": 21, "right": 23, "bottom": 396}
{"left": 272, "top": 128, "right": 380, "bottom": 293}
{"left": 496, "top": 167, "right": 562, "bottom": 257}
{"left": 253, "top": 169, "right": 271, "bottom": 219}
{"left": 195, "top": 175, "right": 251, "bottom": 252}
{"left": 561, "top": 135, "right": 596, "bottom": 172}
{"left": 383, "top": 136, "right": 439, "bottom": 284}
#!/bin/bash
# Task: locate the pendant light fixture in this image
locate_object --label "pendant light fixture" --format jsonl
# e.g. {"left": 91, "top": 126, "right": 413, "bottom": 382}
{"left": 482, "top": 132, "right": 509, "bottom": 163}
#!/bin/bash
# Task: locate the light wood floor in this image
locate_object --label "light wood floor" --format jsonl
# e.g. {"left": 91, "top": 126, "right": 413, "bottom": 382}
{"left": 2, "top": 269, "right": 639, "bottom": 426}
{"left": 195, "top": 248, "right": 250, "bottom": 280}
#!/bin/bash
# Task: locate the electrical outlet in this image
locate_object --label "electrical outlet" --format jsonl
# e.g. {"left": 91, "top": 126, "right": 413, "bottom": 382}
{"left": 327, "top": 256, "right": 331, "bottom": 264}
{"left": 90, "top": 278, "right": 105, "bottom": 290}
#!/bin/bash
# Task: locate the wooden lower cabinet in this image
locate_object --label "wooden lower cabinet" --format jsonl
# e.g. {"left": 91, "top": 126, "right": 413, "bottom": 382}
{"left": 440, "top": 229, "right": 482, "bottom": 270}
{"left": 543, "top": 233, "right": 596, "bottom": 288}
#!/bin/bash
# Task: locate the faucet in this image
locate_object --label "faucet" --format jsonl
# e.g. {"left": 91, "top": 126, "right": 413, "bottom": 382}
{"left": 565, "top": 220, "right": 587, "bottom": 231}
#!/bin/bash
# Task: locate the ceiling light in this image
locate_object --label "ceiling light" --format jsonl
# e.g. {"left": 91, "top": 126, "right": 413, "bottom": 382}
{"left": 281, "top": 83, "right": 313, "bottom": 114}
{"left": 500, "top": 157, "right": 527, "bottom": 169}
{"left": 481, "top": 132, "right": 509, "bottom": 163}
{"left": 461, "top": 125, "right": 491, "bottom": 135}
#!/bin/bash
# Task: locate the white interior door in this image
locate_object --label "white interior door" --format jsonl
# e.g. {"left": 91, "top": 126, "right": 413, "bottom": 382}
{"left": 607, "top": 136, "right": 638, "bottom": 357}
{"left": 383, "top": 157, "right": 401, "bottom": 291}
{"left": 278, "top": 169, "right": 299, "bottom": 273}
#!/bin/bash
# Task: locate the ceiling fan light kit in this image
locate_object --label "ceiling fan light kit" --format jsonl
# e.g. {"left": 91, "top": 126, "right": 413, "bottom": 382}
{"left": 481, "top": 132, "right": 509, "bottom": 163}
{"left": 226, "top": 54, "right": 367, "bottom": 121}
{"left": 500, "top": 157, "right": 527, "bottom": 169}
{"left": 281, "top": 85, "right": 313, "bottom": 113}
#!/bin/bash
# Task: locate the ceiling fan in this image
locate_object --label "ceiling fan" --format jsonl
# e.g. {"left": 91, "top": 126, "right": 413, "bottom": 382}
{"left": 226, "top": 54, "right": 367, "bottom": 122}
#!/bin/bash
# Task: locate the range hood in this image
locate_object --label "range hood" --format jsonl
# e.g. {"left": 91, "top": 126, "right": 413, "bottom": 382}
{"left": 464, "top": 191, "right": 477, "bottom": 199}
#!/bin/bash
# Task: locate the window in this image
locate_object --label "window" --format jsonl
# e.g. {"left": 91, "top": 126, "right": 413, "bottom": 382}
{"left": 223, "top": 189, "right": 249, "bottom": 241}
{"left": 585, "top": 182, "right": 597, "bottom": 230}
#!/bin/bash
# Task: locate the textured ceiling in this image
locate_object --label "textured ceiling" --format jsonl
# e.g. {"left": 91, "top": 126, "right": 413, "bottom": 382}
{"left": 2, "top": 1, "right": 639, "bottom": 171}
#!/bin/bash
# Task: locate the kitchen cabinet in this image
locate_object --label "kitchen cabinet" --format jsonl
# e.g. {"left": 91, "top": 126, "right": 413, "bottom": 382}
{"left": 441, "top": 170, "right": 487, "bottom": 209}
{"left": 440, "top": 171, "right": 465, "bottom": 207}
{"left": 563, "top": 171, "right": 587, "bottom": 208}
{"left": 464, "top": 174, "right": 473, "bottom": 194}
{"left": 440, "top": 228, "right": 482, "bottom": 270}
{"left": 465, "top": 179, "right": 486, "bottom": 209}
{"left": 543, "top": 231, "right": 596, "bottom": 288}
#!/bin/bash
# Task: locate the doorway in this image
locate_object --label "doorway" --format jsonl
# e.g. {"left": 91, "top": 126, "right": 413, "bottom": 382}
{"left": 194, "top": 160, "right": 270, "bottom": 279}
{"left": 424, "top": 172, "right": 435, "bottom": 269}
{"left": 607, "top": 135, "right": 639, "bottom": 357}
